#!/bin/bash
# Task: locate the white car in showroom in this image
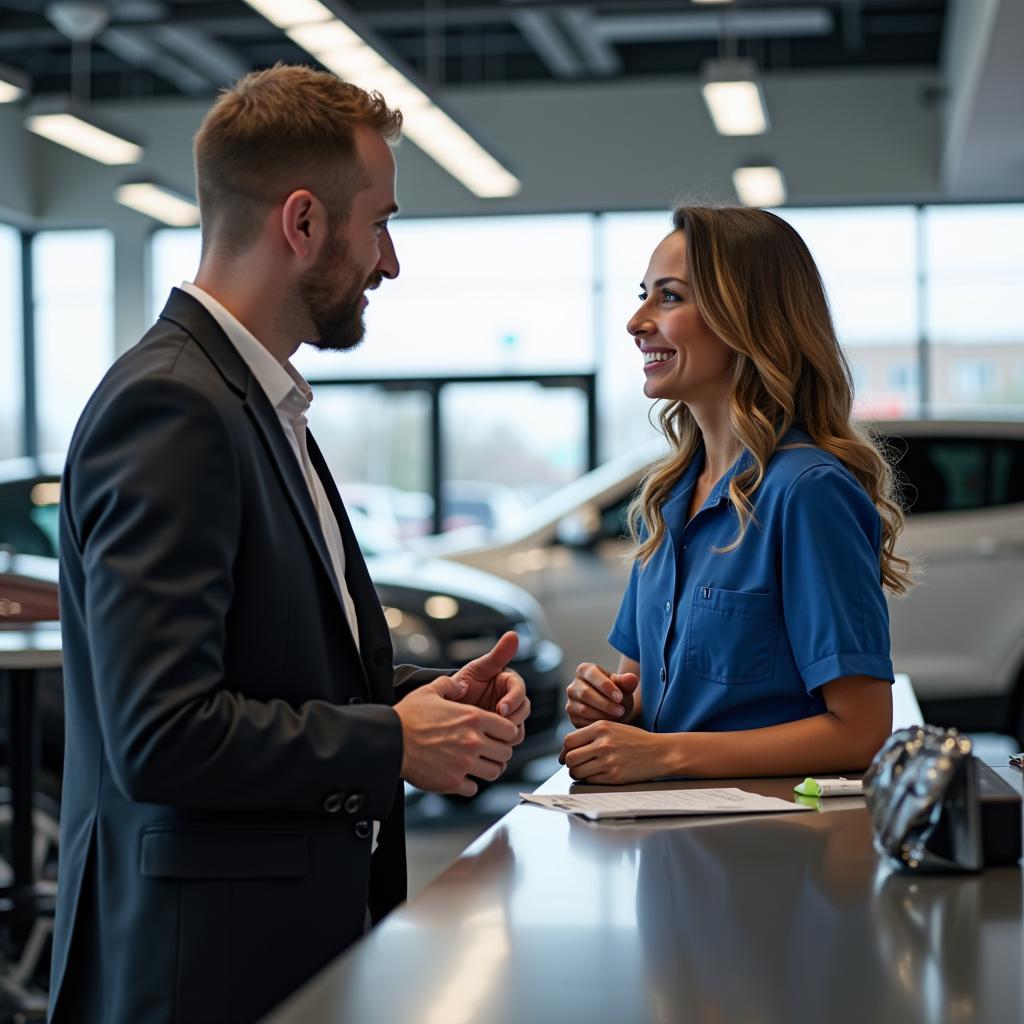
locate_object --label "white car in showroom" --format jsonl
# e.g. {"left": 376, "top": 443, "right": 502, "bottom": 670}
{"left": 416, "top": 420, "right": 1024, "bottom": 742}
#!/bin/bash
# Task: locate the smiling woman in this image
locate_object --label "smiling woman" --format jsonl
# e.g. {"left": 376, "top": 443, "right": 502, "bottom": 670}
{"left": 561, "top": 204, "right": 908, "bottom": 786}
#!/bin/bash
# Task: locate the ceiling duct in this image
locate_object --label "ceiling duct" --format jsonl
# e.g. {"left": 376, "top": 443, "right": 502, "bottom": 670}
{"left": 593, "top": 7, "right": 834, "bottom": 44}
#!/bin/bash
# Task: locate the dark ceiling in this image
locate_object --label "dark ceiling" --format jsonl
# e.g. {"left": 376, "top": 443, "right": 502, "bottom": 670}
{"left": 0, "top": 0, "right": 949, "bottom": 101}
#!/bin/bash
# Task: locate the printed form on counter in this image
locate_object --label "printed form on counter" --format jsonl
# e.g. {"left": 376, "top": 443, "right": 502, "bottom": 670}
{"left": 519, "top": 787, "right": 813, "bottom": 821}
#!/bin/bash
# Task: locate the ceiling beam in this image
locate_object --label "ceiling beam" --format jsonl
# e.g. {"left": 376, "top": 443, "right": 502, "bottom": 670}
{"left": 99, "top": 27, "right": 210, "bottom": 95}
{"left": 560, "top": 7, "right": 621, "bottom": 77}
{"left": 150, "top": 24, "right": 248, "bottom": 85}
{"left": 510, "top": 9, "right": 584, "bottom": 78}
{"left": 593, "top": 8, "right": 834, "bottom": 43}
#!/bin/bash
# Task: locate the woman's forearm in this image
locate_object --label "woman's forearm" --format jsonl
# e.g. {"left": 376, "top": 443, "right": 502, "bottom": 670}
{"left": 656, "top": 708, "right": 890, "bottom": 779}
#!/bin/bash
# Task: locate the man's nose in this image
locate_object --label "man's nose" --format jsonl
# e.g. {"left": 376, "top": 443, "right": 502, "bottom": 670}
{"left": 377, "top": 233, "right": 399, "bottom": 280}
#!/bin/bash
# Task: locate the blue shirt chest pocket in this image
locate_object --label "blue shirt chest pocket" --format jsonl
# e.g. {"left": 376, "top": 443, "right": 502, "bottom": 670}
{"left": 685, "top": 586, "right": 778, "bottom": 685}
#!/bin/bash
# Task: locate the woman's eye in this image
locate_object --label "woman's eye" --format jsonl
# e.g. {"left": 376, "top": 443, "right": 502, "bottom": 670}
{"left": 661, "top": 289, "right": 681, "bottom": 303}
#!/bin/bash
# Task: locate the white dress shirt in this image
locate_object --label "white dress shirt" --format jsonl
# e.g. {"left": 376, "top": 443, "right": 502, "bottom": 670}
{"left": 179, "top": 282, "right": 361, "bottom": 651}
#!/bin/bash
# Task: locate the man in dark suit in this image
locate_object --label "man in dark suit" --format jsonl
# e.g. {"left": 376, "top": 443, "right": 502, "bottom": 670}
{"left": 49, "top": 64, "right": 530, "bottom": 1023}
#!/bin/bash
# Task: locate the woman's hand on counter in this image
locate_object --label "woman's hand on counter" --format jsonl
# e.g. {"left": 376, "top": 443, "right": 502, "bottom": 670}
{"left": 559, "top": 720, "right": 670, "bottom": 785}
{"left": 565, "top": 662, "right": 640, "bottom": 728}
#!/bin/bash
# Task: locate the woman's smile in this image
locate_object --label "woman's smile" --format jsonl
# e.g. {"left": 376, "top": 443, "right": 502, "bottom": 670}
{"left": 641, "top": 346, "right": 677, "bottom": 374}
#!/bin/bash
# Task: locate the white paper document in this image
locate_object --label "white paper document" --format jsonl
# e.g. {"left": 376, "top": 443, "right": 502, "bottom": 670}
{"left": 519, "top": 787, "right": 813, "bottom": 821}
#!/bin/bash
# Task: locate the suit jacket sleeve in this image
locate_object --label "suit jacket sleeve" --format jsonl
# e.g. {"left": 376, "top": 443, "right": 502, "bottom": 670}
{"left": 63, "top": 372, "right": 403, "bottom": 816}
{"left": 391, "top": 664, "right": 459, "bottom": 702}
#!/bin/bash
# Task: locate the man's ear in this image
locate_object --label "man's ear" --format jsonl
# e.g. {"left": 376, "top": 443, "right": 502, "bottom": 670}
{"left": 280, "top": 189, "right": 326, "bottom": 263}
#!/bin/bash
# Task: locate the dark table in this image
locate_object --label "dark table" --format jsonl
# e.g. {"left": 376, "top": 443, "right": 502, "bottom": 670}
{"left": 264, "top": 760, "right": 1024, "bottom": 1024}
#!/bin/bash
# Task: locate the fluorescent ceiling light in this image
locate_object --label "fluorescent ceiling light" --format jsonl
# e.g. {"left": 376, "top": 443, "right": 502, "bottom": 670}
{"left": 244, "top": 0, "right": 332, "bottom": 30}
{"left": 733, "top": 165, "right": 786, "bottom": 207}
{"left": 287, "top": 21, "right": 362, "bottom": 53}
{"left": 246, "top": 1, "right": 520, "bottom": 198}
{"left": 116, "top": 181, "right": 200, "bottom": 226}
{"left": 701, "top": 58, "right": 769, "bottom": 136}
{"left": 0, "top": 64, "right": 28, "bottom": 104}
{"left": 26, "top": 100, "right": 143, "bottom": 165}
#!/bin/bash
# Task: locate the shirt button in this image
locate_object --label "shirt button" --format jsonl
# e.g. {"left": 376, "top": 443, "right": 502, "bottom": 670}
{"left": 344, "top": 793, "right": 365, "bottom": 815}
{"left": 347, "top": 696, "right": 365, "bottom": 705}
{"left": 354, "top": 820, "right": 372, "bottom": 841}
{"left": 660, "top": 666, "right": 666, "bottom": 683}
{"left": 664, "top": 601, "right": 671, "bottom": 614}
{"left": 322, "top": 792, "right": 344, "bottom": 814}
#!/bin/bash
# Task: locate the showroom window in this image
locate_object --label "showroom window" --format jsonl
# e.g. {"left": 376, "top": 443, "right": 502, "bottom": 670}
{"left": 150, "top": 219, "right": 596, "bottom": 533}
{"left": 924, "top": 204, "right": 1024, "bottom": 410}
{"left": 598, "top": 210, "right": 677, "bottom": 461}
{"left": 0, "top": 224, "right": 23, "bottom": 460}
{"left": 291, "top": 213, "right": 595, "bottom": 380}
{"left": 32, "top": 230, "right": 115, "bottom": 454}
{"left": 150, "top": 226, "right": 201, "bottom": 319}
{"left": 149, "top": 202, "right": 1024, "bottom": 535}
{"left": 151, "top": 217, "right": 595, "bottom": 376}
{"left": 778, "top": 206, "right": 921, "bottom": 418}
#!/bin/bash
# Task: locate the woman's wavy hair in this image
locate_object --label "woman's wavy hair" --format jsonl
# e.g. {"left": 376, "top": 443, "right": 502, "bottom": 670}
{"left": 626, "top": 205, "right": 912, "bottom": 595}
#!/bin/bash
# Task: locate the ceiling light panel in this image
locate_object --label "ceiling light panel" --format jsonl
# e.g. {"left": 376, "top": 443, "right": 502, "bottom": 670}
{"left": 245, "top": 0, "right": 332, "bottom": 30}
{"left": 733, "top": 165, "right": 786, "bottom": 207}
{"left": 701, "top": 58, "right": 769, "bottom": 136}
{"left": 116, "top": 182, "right": 200, "bottom": 226}
{"left": 0, "top": 80, "right": 23, "bottom": 103}
{"left": 244, "top": 1, "right": 520, "bottom": 198}
{"left": 0, "top": 64, "right": 27, "bottom": 104}
{"left": 26, "top": 107, "right": 143, "bottom": 164}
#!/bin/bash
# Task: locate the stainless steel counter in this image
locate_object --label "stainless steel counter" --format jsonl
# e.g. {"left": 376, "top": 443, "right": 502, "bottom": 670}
{"left": 264, "top": 766, "right": 1024, "bottom": 1024}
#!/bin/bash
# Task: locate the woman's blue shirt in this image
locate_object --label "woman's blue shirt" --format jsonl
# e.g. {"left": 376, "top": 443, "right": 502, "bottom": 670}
{"left": 608, "top": 431, "right": 894, "bottom": 734}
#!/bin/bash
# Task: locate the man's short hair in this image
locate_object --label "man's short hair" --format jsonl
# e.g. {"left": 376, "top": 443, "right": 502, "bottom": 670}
{"left": 193, "top": 63, "right": 402, "bottom": 257}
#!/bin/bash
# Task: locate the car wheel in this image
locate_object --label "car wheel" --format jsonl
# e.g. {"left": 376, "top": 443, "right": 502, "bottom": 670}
{"left": 0, "top": 770, "right": 61, "bottom": 887}
{"left": 0, "top": 770, "right": 61, "bottom": 1008}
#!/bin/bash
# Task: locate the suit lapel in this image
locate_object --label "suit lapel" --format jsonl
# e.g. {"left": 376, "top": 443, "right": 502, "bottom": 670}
{"left": 159, "top": 289, "right": 371, "bottom": 694}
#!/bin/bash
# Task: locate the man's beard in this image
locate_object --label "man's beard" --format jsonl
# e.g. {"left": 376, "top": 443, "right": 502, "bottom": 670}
{"left": 300, "top": 229, "right": 378, "bottom": 353}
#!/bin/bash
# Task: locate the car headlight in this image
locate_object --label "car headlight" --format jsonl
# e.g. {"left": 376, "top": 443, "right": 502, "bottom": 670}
{"left": 382, "top": 607, "right": 444, "bottom": 665}
{"left": 444, "top": 620, "right": 539, "bottom": 664}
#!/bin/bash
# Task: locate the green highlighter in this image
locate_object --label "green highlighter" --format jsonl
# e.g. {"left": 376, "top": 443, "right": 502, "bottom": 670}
{"left": 793, "top": 776, "right": 863, "bottom": 798}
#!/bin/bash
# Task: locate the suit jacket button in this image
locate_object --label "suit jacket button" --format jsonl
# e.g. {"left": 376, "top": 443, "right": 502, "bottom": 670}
{"left": 347, "top": 696, "right": 365, "bottom": 705}
{"left": 354, "top": 820, "right": 372, "bottom": 840}
{"left": 322, "top": 792, "right": 344, "bottom": 814}
{"left": 344, "top": 793, "right": 365, "bottom": 814}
